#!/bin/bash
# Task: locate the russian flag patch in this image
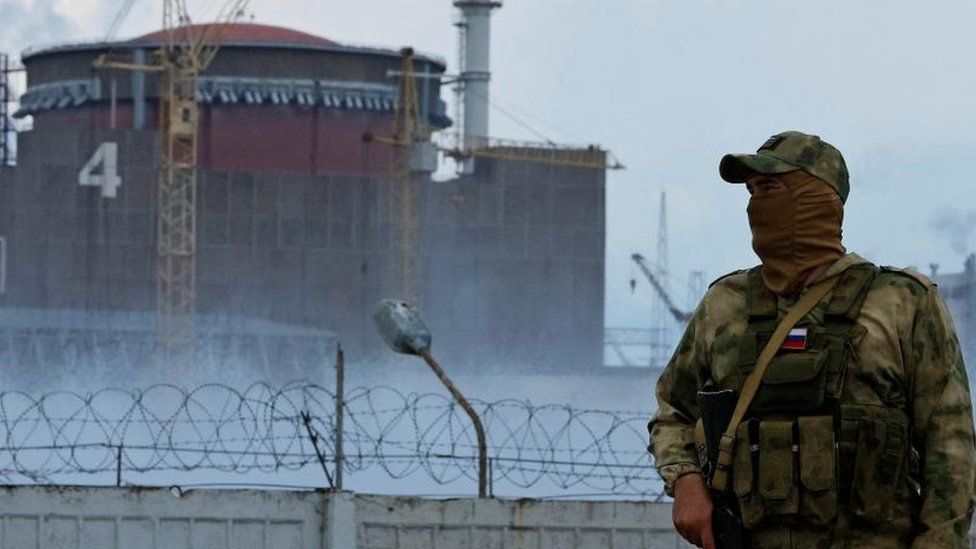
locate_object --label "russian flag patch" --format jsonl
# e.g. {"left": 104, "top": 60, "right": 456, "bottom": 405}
{"left": 781, "top": 328, "right": 808, "bottom": 351}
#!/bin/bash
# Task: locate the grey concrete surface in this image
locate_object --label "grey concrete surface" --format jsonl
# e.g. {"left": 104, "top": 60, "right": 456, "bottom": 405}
{"left": 0, "top": 486, "right": 689, "bottom": 548}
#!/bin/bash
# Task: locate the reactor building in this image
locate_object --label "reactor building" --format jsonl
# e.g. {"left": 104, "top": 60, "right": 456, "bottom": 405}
{"left": 0, "top": 11, "right": 608, "bottom": 378}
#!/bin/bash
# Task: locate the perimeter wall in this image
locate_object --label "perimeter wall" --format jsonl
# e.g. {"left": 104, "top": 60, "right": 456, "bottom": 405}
{"left": 0, "top": 487, "right": 683, "bottom": 549}
{"left": 6, "top": 487, "right": 976, "bottom": 548}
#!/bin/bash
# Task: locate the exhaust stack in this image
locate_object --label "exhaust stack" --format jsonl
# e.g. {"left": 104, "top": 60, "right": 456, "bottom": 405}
{"left": 454, "top": 0, "right": 501, "bottom": 149}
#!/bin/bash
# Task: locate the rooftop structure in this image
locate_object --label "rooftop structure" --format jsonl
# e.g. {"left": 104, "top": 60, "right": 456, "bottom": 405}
{"left": 131, "top": 22, "right": 339, "bottom": 46}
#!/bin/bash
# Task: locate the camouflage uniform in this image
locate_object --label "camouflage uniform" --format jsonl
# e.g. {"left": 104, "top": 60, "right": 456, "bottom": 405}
{"left": 648, "top": 252, "right": 976, "bottom": 547}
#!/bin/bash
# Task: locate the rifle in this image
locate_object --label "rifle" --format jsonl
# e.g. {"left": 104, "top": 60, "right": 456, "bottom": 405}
{"left": 697, "top": 388, "right": 746, "bottom": 549}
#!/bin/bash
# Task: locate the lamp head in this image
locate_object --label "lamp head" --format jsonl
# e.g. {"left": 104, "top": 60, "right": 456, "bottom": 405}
{"left": 373, "top": 300, "right": 432, "bottom": 356}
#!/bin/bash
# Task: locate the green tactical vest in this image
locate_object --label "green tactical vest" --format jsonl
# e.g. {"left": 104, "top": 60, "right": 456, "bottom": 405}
{"left": 726, "top": 264, "right": 916, "bottom": 530}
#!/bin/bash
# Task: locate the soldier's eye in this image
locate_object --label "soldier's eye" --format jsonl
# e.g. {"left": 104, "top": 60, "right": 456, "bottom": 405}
{"left": 756, "top": 179, "right": 785, "bottom": 194}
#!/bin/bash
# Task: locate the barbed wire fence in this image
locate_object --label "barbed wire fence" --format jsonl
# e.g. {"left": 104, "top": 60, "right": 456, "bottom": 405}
{"left": 0, "top": 380, "right": 663, "bottom": 498}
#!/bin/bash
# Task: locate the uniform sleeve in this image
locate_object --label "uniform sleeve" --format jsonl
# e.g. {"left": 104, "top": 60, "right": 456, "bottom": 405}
{"left": 647, "top": 297, "right": 711, "bottom": 496}
{"left": 909, "top": 287, "right": 976, "bottom": 548}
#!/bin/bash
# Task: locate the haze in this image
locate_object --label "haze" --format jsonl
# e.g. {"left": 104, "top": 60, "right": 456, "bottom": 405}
{"left": 2, "top": 0, "right": 974, "bottom": 339}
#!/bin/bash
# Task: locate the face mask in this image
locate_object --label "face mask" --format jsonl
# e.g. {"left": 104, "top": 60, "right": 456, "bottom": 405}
{"left": 747, "top": 171, "right": 845, "bottom": 296}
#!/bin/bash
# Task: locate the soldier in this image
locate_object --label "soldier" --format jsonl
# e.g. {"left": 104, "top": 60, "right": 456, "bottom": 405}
{"left": 648, "top": 131, "right": 976, "bottom": 548}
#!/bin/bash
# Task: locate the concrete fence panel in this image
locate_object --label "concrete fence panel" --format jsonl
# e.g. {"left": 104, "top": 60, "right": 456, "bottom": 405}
{"left": 0, "top": 487, "right": 324, "bottom": 549}
{"left": 353, "top": 495, "right": 687, "bottom": 549}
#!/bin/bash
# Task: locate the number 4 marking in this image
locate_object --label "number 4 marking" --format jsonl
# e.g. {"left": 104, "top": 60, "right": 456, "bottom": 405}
{"left": 79, "top": 142, "right": 122, "bottom": 198}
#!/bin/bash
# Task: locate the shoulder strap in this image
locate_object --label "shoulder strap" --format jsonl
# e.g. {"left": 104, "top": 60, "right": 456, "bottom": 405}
{"left": 824, "top": 264, "right": 877, "bottom": 322}
{"left": 709, "top": 274, "right": 841, "bottom": 493}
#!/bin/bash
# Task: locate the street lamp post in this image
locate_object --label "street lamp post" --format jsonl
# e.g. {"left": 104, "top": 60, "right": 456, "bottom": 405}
{"left": 373, "top": 300, "right": 489, "bottom": 498}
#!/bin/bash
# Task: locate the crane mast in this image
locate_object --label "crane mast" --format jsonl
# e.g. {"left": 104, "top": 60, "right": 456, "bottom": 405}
{"left": 157, "top": 0, "right": 248, "bottom": 361}
{"left": 389, "top": 48, "right": 427, "bottom": 301}
{"left": 157, "top": 3, "right": 196, "bottom": 358}
{"left": 97, "top": 0, "right": 249, "bottom": 362}
{"left": 363, "top": 48, "right": 435, "bottom": 301}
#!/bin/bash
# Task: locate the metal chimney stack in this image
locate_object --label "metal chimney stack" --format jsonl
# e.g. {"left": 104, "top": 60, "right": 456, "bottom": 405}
{"left": 454, "top": 0, "right": 501, "bottom": 150}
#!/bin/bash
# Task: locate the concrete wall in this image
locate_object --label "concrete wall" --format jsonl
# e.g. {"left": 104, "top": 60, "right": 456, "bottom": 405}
{"left": 355, "top": 494, "right": 679, "bottom": 549}
{"left": 1, "top": 122, "right": 607, "bottom": 372}
{"left": 0, "top": 487, "right": 688, "bottom": 549}
{"left": 424, "top": 158, "right": 606, "bottom": 370}
{"left": 0, "top": 166, "right": 11, "bottom": 308}
{"left": 1, "top": 125, "right": 387, "bottom": 351}
{"left": 2, "top": 127, "right": 158, "bottom": 312}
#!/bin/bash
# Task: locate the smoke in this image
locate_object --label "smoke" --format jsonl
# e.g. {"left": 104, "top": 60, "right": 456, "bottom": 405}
{"left": 0, "top": 0, "right": 80, "bottom": 55}
{"left": 930, "top": 208, "right": 976, "bottom": 255}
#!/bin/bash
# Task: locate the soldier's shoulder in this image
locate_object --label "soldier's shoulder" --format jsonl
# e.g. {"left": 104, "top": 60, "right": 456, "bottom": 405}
{"left": 708, "top": 267, "right": 753, "bottom": 292}
{"left": 876, "top": 265, "right": 937, "bottom": 293}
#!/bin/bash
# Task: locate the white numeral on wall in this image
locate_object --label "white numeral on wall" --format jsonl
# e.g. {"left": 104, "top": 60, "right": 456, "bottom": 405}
{"left": 78, "top": 142, "right": 122, "bottom": 198}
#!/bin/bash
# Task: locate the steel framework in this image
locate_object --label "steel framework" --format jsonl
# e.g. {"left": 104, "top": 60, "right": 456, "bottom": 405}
{"left": 157, "top": 0, "right": 249, "bottom": 362}
{"left": 381, "top": 48, "right": 430, "bottom": 301}
{"left": 96, "top": 1, "right": 249, "bottom": 362}
{"left": 156, "top": 52, "right": 200, "bottom": 359}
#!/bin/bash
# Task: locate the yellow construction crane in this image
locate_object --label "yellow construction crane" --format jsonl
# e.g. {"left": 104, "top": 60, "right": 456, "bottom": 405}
{"left": 96, "top": 0, "right": 249, "bottom": 361}
{"left": 363, "top": 48, "right": 433, "bottom": 301}
{"left": 386, "top": 48, "right": 429, "bottom": 302}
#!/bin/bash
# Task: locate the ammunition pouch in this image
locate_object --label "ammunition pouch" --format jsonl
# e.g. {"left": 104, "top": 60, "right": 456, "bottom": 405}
{"left": 729, "top": 407, "right": 912, "bottom": 529}
{"left": 840, "top": 404, "right": 913, "bottom": 525}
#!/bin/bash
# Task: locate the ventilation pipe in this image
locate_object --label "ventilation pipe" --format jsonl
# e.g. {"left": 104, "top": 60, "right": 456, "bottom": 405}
{"left": 454, "top": 0, "right": 501, "bottom": 151}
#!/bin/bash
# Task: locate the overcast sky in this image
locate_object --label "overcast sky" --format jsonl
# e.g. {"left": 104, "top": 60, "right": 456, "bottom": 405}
{"left": 2, "top": 0, "right": 975, "bottom": 331}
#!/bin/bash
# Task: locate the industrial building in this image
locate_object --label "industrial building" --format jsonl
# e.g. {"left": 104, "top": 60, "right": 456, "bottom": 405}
{"left": 0, "top": 11, "right": 608, "bottom": 377}
{"left": 931, "top": 257, "right": 976, "bottom": 366}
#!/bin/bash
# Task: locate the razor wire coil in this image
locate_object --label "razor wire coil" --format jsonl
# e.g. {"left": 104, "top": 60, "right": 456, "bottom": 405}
{"left": 0, "top": 382, "right": 662, "bottom": 496}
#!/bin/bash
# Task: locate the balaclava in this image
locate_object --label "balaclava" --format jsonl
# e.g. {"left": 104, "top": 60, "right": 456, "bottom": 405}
{"left": 747, "top": 170, "right": 845, "bottom": 296}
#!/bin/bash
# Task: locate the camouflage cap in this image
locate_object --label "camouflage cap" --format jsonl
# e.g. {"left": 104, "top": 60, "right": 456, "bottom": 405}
{"left": 719, "top": 131, "right": 850, "bottom": 202}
